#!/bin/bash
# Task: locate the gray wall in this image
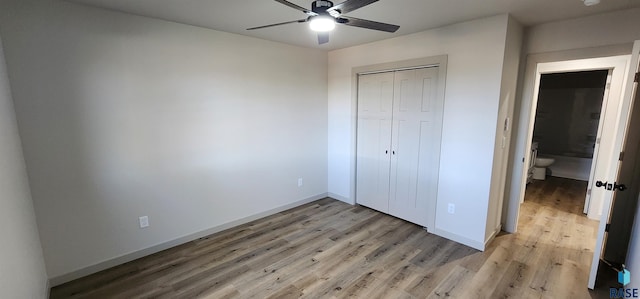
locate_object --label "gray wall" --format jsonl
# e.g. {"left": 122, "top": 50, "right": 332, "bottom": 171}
{"left": 525, "top": 8, "right": 640, "bottom": 54}
{"left": 0, "top": 0, "right": 328, "bottom": 283}
{"left": 0, "top": 35, "right": 48, "bottom": 297}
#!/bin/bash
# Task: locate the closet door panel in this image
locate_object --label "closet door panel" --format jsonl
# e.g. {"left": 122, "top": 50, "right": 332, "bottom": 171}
{"left": 389, "top": 67, "right": 442, "bottom": 227}
{"left": 356, "top": 118, "right": 392, "bottom": 212}
{"left": 356, "top": 72, "right": 394, "bottom": 213}
{"left": 416, "top": 67, "right": 444, "bottom": 228}
{"left": 389, "top": 69, "right": 420, "bottom": 223}
{"left": 389, "top": 117, "right": 421, "bottom": 220}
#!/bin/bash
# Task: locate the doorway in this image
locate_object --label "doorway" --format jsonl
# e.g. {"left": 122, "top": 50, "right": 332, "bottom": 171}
{"left": 526, "top": 70, "right": 608, "bottom": 212}
{"left": 506, "top": 50, "right": 638, "bottom": 291}
{"left": 506, "top": 55, "right": 631, "bottom": 235}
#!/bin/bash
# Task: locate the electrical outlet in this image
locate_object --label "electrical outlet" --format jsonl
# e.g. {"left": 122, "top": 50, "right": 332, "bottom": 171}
{"left": 298, "top": 178, "right": 303, "bottom": 187}
{"left": 139, "top": 216, "right": 149, "bottom": 228}
{"left": 447, "top": 203, "right": 455, "bottom": 214}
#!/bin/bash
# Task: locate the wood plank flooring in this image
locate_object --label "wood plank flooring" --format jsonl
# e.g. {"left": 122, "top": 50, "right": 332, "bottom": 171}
{"left": 51, "top": 177, "right": 604, "bottom": 298}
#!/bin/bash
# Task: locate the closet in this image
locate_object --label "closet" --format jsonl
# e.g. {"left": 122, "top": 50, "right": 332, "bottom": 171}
{"left": 356, "top": 66, "right": 444, "bottom": 228}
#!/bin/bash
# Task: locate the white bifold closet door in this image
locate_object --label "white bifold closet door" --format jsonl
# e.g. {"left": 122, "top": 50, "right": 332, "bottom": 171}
{"left": 356, "top": 66, "right": 443, "bottom": 228}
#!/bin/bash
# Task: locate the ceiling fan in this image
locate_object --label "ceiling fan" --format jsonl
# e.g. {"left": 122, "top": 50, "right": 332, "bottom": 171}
{"left": 247, "top": 0, "right": 400, "bottom": 45}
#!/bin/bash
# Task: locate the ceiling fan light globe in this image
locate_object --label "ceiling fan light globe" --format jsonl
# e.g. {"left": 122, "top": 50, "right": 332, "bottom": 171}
{"left": 309, "top": 16, "right": 335, "bottom": 32}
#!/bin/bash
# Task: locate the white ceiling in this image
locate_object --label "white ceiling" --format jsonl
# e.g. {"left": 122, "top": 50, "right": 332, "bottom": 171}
{"left": 68, "top": 0, "right": 640, "bottom": 50}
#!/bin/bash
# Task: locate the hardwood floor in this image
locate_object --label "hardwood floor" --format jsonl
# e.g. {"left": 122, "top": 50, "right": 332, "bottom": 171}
{"left": 51, "top": 177, "right": 604, "bottom": 298}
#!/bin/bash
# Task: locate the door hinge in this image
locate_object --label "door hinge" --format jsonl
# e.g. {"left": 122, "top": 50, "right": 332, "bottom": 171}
{"left": 635, "top": 72, "right": 639, "bottom": 83}
{"left": 587, "top": 189, "right": 591, "bottom": 196}
{"left": 619, "top": 151, "right": 625, "bottom": 161}
{"left": 596, "top": 137, "right": 601, "bottom": 145}
{"left": 605, "top": 223, "right": 610, "bottom": 232}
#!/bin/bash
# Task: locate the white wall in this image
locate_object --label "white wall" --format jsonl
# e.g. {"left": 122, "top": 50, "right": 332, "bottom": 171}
{"left": 328, "top": 15, "right": 511, "bottom": 249}
{"left": 0, "top": 0, "right": 328, "bottom": 283}
{"left": 485, "top": 16, "right": 523, "bottom": 242}
{"left": 525, "top": 8, "right": 640, "bottom": 55}
{"left": 0, "top": 35, "right": 49, "bottom": 298}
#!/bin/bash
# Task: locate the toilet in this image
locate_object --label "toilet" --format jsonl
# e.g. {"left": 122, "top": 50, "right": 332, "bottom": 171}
{"left": 533, "top": 157, "right": 555, "bottom": 180}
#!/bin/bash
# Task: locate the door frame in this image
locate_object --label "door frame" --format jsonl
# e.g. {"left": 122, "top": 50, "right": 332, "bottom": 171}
{"left": 504, "top": 53, "right": 631, "bottom": 232}
{"left": 531, "top": 57, "right": 629, "bottom": 220}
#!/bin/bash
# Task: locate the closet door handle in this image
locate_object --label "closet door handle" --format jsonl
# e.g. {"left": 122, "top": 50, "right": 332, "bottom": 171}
{"left": 392, "top": 150, "right": 396, "bottom": 155}
{"left": 385, "top": 150, "right": 388, "bottom": 154}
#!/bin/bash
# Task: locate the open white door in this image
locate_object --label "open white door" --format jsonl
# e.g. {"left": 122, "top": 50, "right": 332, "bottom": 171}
{"left": 589, "top": 40, "right": 640, "bottom": 289}
{"left": 583, "top": 71, "right": 613, "bottom": 215}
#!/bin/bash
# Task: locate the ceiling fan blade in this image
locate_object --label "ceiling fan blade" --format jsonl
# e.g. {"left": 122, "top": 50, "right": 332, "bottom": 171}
{"left": 318, "top": 32, "right": 329, "bottom": 44}
{"left": 327, "top": 0, "right": 379, "bottom": 14}
{"left": 247, "top": 19, "right": 308, "bottom": 30}
{"left": 338, "top": 16, "right": 399, "bottom": 32}
{"left": 274, "top": 0, "right": 318, "bottom": 16}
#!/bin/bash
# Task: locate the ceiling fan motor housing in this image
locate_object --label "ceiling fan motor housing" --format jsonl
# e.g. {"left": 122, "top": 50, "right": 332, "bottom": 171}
{"left": 312, "top": 1, "right": 334, "bottom": 14}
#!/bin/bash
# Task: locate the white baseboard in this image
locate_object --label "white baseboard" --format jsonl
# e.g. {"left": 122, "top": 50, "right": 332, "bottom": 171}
{"left": 49, "top": 193, "right": 328, "bottom": 287}
{"left": 327, "top": 192, "right": 352, "bottom": 204}
{"left": 430, "top": 227, "right": 486, "bottom": 251}
{"left": 484, "top": 224, "right": 502, "bottom": 248}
